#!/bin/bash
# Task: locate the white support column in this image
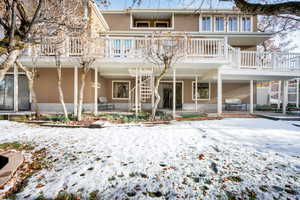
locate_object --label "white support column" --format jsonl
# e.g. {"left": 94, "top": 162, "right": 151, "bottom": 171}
{"left": 217, "top": 70, "right": 222, "bottom": 116}
{"left": 135, "top": 68, "right": 138, "bottom": 116}
{"left": 13, "top": 64, "right": 18, "bottom": 112}
{"left": 94, "top": 67, "right": 98, "bottom": 116}
{"left": 296, "top": 79, "right": 299, "bottom": 108}
{"left": 283, "top": 80, "right": 288, "bottom": 115}
{"left": 74, "top": 66, "right": 78, "bottom": 115}
{"left": 224, "top": 36, "right": 228, "bottom": 60}
{"left": 195, "top": 75, "right": 198, "bottom": 112}
{"left": 277, "top": 81, "right": 281, "bottom": 109}
{"left": 173, "top": 69, "right": 176, "bottom": 119}
{"left": 250, "top": 80, "right": 254, "bottom": 114}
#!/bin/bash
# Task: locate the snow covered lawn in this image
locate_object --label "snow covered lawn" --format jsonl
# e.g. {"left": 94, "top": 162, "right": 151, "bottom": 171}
{"left": 0, "top": 118, "right": 300, "bottom": 199}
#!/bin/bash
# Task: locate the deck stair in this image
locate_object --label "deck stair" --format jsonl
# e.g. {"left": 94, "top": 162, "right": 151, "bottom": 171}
{"left": 129, "top": 67, "right": 154, "bottom": 113}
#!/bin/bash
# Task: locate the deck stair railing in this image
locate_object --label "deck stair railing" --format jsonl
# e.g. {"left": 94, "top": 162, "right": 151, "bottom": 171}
{"left": 128, "top": 67, "right": 154, "bottom": 112}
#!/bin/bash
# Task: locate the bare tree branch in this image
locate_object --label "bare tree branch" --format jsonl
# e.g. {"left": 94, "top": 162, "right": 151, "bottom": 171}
{"left": 233, "top": 0, "right": 300, "bottom": 16}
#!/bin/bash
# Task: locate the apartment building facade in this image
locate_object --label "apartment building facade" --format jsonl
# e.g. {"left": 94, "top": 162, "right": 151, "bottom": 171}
{"left": 0, "top": 2, "right": 299, "bottom": 116}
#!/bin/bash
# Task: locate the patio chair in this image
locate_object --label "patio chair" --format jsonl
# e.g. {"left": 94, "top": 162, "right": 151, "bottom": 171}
{"left": 225, "top": 98, "right": 247, "bottom": 111}
{"left": 98, "top": 97, "right": 115, "bottom": 111}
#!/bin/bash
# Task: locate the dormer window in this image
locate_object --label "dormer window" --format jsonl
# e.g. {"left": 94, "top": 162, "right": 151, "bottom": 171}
{"left": 154, "top": 21, "right": 169, "bottom": 28}
{"left": 131, "top": 12, "right": 173, "bottom": 29}
{"left": 228, "top": 16, "right": 238, "bottom": 32}
{"left": 201, "top": 16, "right": 211, "bottom": 31}
{"left": 241, "top": 16, "right": 251, "bottom": 32}
{"left": 136, "top": 21, "right": 150, "bottom": 28}
{"left": 215, "top": 16, "right": 225, "bottom": 32}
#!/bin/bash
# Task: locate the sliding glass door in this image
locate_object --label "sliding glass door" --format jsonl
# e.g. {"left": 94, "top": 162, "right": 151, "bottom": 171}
{"left": 0, "top": 75, "right": 14, "bottom": 110}
{"left": 18, "top": 75, "right": 30, "bottom": 111}
{"left": 0, "top": 74, "right": 30, "bottom": 111}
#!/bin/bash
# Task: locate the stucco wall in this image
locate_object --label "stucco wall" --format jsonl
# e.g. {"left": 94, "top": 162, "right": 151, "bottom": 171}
{"left": 102, "top": 12, "right": 258, "bottom": 33}
{"left": 34, "top": 68, "right": 95, "bottom": 104}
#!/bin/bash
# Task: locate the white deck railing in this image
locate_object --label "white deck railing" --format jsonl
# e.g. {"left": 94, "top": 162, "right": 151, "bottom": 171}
{"left": 106, "top": 38, "right": 227, "bottom": 59}
{"left": 239, "top": 51, "right": 300, "bottom": 72}
{"left": 21, "top": 36, "right": 300, "bottom": 73}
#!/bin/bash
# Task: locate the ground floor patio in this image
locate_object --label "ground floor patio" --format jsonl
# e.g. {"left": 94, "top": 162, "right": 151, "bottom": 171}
{"left": 0, "top": 118, "right": 299, "bottom": 199}
{"left": 1, "top": 67, "right": 299, "bottom": 118}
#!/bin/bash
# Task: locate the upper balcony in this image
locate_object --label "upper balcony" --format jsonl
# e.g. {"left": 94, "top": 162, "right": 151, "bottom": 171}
{"left": 227, "top": 48, "right": 300, "bottom": 74}
{"left": 21, "top": 36, "right": 300, "bottom": 75}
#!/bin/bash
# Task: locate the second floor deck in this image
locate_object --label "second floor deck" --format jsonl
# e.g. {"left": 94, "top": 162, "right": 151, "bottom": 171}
{"left": 21, "top": 36, "right": 300, "bottom": 75}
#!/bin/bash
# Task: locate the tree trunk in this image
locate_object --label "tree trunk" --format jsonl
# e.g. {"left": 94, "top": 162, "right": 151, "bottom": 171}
{"left": 57, "top": 66, "right": 69, "bottom": 120}
{"left": 151, "top": 65, "right": 170, "bottom": 121}
{"left": 77, "top": 71, "right": 87, "bottom": 121}
{"left": 15, "top": 60, "right": 40, "bottom": 118}
{"left": 0, "top": 50, "right": 20, "bottom": 82}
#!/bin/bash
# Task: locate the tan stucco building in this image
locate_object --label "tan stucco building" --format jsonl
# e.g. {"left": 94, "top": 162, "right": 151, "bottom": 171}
{"left": 1, "top": 2, "right": 299, "bottom": 115}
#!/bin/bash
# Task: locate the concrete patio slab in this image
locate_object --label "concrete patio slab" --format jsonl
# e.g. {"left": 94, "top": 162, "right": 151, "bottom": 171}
{"left": 0, "top": 151, "right": 24, "bottom": 189}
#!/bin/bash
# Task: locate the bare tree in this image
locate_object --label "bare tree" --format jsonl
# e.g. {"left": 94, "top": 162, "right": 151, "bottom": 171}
{"left": 0, "top": 0, "right": 85, "bottom": 82}
{"left": 55, "top": 51, "right": 69, "bottom": 121}
{"left": 233, "top": 0, "right": 300, "bottom": 17}
{"left": 143, "top": 34, "right": 187, "bottom": 120}
{"left": 77, "top": 59, "right": 95, "bottom": 121}
{"left": 15, "top": 52, "right": 40, "bottom": 117}
{"left": 258, "top": 14, "right": 300, "bottom": 51}
{"left": 75, "top": 37, "right": 97, "bottom": 121}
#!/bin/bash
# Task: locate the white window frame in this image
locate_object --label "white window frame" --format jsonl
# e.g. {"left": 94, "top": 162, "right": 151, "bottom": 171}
{"left": 227, "top": 15, "right": 239, "bottom": 32}
{"left": 135, "top": 21, "right": 150, "bottom": 28}
{"left": 192, "top": 81, "right": 211, "bottom": 101}
{"left": 112, "top": 80, "right": 131, "bottom": 100}
{"left": 154, "top": 21, "right": 169, "bottom": 28}
{"left": 214, "top": 16, "right": 226, "bottom": 32}
{"left": 240, "top": 15, "right": 253, "bottom": 32}
{"left": 199, "top": 15, "right": 212, "bottom": 32}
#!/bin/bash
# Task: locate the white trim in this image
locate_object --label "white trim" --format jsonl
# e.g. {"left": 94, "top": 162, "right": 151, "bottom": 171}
{"left": 214, "top": 15, "right": 226, "bottom": 32}
{"left": 227, "top": 15, "right": 239, "bottom": 32}
{"left": 192, "top": 81, "right": 211, "bottom": 101}
{"left": 161, "top": 80, "right": 184, "bottom": 105}
{"left": 112, "top": 80, "right": 131, "bottom": 100}
{"left": 199, "top": 15, "right": 213, "bottom": 32}
{"left": 240, "top": 15, "right": 253, "bottom": 32}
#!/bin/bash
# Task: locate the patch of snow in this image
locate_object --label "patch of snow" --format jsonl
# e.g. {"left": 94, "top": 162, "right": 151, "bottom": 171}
{"left": 0, "top": 119, "right": 299, "bottom": 199}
